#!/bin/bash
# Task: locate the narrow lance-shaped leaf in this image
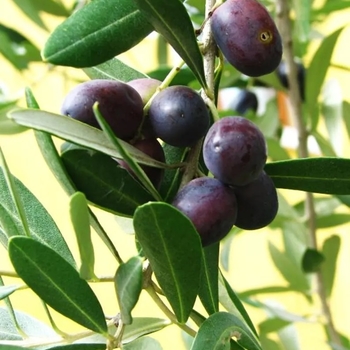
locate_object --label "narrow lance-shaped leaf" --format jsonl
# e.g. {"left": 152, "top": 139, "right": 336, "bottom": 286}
{"left": 42, "top": 0, "right": 153, "bottom": 67}
{"left": 83, "top": 58, "right": 147, "bottom": 82}
{"left": 0, "top": 285, "right": 21, "bottom": 300}
{"left": 115, "top": 256, "right": 143, "bottom": 324}
{"left": 306, "top": 27, "right": 345, "bottom": 130}
{"left": 8, "top": 108, "right": 166, "bottom": 169}
{"left": 133, "top": 202, "right": 202, "bottom": 323}
{"left": 198, "top": 243, "right": 219, "bottom": 315}
{"left": 69, "top": 192, "right": 97, "bottom": 280}
{"left": 132, "top": 0, "right": 207, "bottom": 88}
{"left": 264, "top": 157, "right": 350, "bottom": 195}
{"left": 9, "top": 236, "right": 108, "bottom": 334}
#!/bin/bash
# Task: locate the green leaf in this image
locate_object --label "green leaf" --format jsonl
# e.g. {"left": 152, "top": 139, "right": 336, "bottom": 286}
{"left": 123, "top": 336, "right": 162, "bottom": 350}
{"left": 264, "top": 157, "right": 350, "bottom": 195}
{"left": 159, "top": 144, "right": 187, "bottom": 202}
{"left": 69, "top": 192, "right": 96, "bottom": 280}
{"left": 191, "top": 312, "right": 261, "bottom": 350}
{"left": 268, "top": 241, "right": 309, "bottom": 292}
{"left": 132, "top": 0, "right": 207, "bottom": 88}
{"left": 0, "top": 306, "right": 58, "bottom": 340}
{"left": 259, "top": 318, "right": 291, "bottom": 335}
{"left": 115, "top": 256, "right": 143, "bottom": 324}
{"left": 312, "top": 130, "right": 337, "bottom": 157}
{"left": 302, "top": 248, "right": 325, "bottom": 273}
{"left": 0, "top": 165, "right": 75, "bottom": 267}
{"left": 84, "top": 58, "right": 147, "bottom": 82}
{"left": 342, "top": 101, "right": 350, "bottom": 140}
{"left": 266, "top": 138, "right": 290, "bottom": 161}
{"left": 61, "top": 148, "right": 153, "bottom": 217}
{"left": 239, "top": 286, "right": 296, "bottom": 298}
{"left": 321, "top": 235, "right": 341, "bottom": 298}
{"left": 316, "top": 213, "right": 350, "bottom": 228}
{"left": 0, "top": 346, "right": 29, "bottom": 350}
{"left": 133, "top": 202, "right": 202, "bottom": 323}
{"left": 12, "top": 0, "right": 47, "bottom": 30}
{"left": 218, "top": 273, "right": 258, "bottom": 338}
{"left": 8, "top": 109, "right": 165, "bottom": 169}
{"left": 8, "top": 236, "right": 107, "bottom": 334}
{"left": 122, "top": 317, "right": 170, "bottom": 343}
{"left": 148, "top": 66, "right": 196, "bottom": 86}
{"left": 198, "top": 243, "right": 219, "bottom": 315}
{"left": 306, "top": 27, "right": 345, "bottom": 130}
{"left": 0, "top": 202, "right": 22, "bottom": 242}
{"left": 42, "top": 0, "right": 153, "bottom": 67}
{"left": 0, "top": 285, "right": 21, "bottom": 300}
{"left": 27, "top": 0, "right": 70, "bottom": 17}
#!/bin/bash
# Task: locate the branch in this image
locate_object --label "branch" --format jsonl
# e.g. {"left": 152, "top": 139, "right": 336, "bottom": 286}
{"left": 275, "top": 0, "right": 342, "bottom": 346}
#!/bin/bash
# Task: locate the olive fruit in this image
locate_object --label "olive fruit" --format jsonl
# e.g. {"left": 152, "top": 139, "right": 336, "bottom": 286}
{"left": 234, "top": 171, "right": 278, "bottom": 229}
{"left": 61, "top": 79, "right": 143, "bottom": 140}
{"left": 211, "top": 0, "right": 282, "bottom": 77}
{"left": 127, "top": 78, "right": 162, "bottom": 106}
{"left": 172, "top": 177, "right": 237, "bottom": 246}
{"left": 148, "top": 86, "right": 210, "bottom": 147}
{"left": 277, "top": 60, "right": 306, "bottom": 101}
{"left": 229, "top": 89, "right": 258, "bottom": 115}
{"left": 203, "top": 116, "right": 267, "bottom": 186}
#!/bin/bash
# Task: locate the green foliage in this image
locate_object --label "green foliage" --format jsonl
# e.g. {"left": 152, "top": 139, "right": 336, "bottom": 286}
{"left": 1, "top": 0, "right": 350, "bottom": 349}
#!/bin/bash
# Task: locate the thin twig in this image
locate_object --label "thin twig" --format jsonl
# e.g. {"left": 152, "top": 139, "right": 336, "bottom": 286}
{"left": 275, "top": 0, "right": 342, "bottom": 346}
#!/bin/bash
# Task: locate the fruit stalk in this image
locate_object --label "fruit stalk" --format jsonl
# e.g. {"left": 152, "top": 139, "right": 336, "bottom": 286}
{"left": 275, "top": 0, "right": 341, "bottom": 346}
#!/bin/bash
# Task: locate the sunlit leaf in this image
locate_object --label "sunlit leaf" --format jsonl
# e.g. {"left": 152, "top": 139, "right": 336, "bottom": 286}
{"left": 69, "top": 192, "right": 96, "bottom": 280}
{"left": 123, "top": 336, "right": 162, "bottom": 350}
{"left": 0, "top": 285, "right": 21, "bottom": 300}
{"left": 43, "top": 0, "right": 153, "bottom": 67}
{"left": 9, "top": 237, "right": 107, "bottom": 334}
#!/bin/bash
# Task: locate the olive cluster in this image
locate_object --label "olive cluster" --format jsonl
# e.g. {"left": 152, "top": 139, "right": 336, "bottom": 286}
{"left": 60, "top": 0, "right": 281, "bottom": 247}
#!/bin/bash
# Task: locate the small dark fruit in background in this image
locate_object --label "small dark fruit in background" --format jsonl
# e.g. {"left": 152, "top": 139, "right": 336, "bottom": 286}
{"left": 148, "top": 86, "right": 210, "bottom": 147}
{"left": 203, "top": 116, "right": 267, "bottom": 186}
{"left": 276, "top": 60, "right": 306, "bottom": 101}
{"left": 211, "top": 0, "right": 282, "bottom": 77}
{"left": 61, "top": 79, "right": 144, "bottom": 140}
{"left": 228, "top": 89, "right": 258, "bottom": 115}
{"left": 234, "top": 171, "right": 278, "bottom": 230}
{"left": 116, "top": 138, "right": 166, "bottom": 189}
{"left": 172, "top": 177, "right": 237, "bottom": 246}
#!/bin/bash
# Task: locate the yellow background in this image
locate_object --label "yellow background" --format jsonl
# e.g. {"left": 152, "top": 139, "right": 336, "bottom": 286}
{"left": 1, "top": 1, "right": 350, "bottom": 349}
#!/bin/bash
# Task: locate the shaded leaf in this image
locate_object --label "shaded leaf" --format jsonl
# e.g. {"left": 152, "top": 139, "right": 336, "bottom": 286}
{"left": 302, "top": 248, "right": 325, "bottom": 273}
{"left": 49, "top": 345, "right": 106, "bottom": 350}
{"left": 259, "top": 318, "right": 291, "bottom": 335}
{"left": 321, "top": 235, "right": 341, "bottom": 298}
{"left": 239, "top": 286, "right": 297, "bottom": 298}
{"left": 61, "top": 148, "right": 153, "bottom": 217}
{"left": 306, "top": 27, "right": 344, "bottom": 130}
{"left": 12, "top": 0, "right": 47, "bottom": 30}
{"left": 115, "top": 256, "right": 143, "bottom": 324}
{"left": 133, "top": 202, "right": 202, "bottom": 323}
{"left": 191, "top": 312, "right": 261, "bottom": 350}
{"left": 316, "top": 213, "right": 350, "bottom": 228}
{"left": 132, "top": 0, "right": 206, "bottom": 88}
{"left": 9, "top": 237, "right": 107, "bottom": 334}
{"left": 148, "top": 66, "right": 196, "bottom": 86}
{"left": 42, "top": 0, "right": 153, "bottom": 67}
{"left": 264, "top": 157, "right": 350, "bottom": 194}
{"left": 83, "top": 58, "right": 147, "bottom": 82}
{"left": 198, "top": 243, "right": 219, "bottom": 315}
{"left": 0, "top": 307, "right": 58, "bottom": 340}
{"left": 69, "top": 192, "right": 96, "bottom": 280}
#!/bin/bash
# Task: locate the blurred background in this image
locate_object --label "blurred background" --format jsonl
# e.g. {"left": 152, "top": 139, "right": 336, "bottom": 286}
{"left": 1, "top": 0, "right": 350, "bottom": 349}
